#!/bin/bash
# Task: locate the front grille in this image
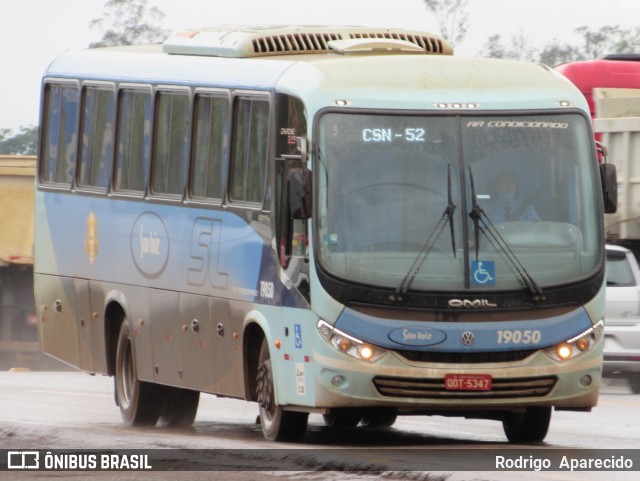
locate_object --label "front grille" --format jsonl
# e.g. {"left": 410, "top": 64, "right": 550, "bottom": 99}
{"left": 396, "top": 349, "right": 537, "bottom": 364}
{"left": 373, "top": 375, "right": 557, "bottom": 400}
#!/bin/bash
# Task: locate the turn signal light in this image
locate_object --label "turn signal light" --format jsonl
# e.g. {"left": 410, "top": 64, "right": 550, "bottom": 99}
{"left": 317, "top": 320, "right": 387, "bottom": 362}
{"left": 338, "top": 338, "right": 352, "bottom": 352}
{"left": 544, "top": 320, "right": 604, "bottom": 362}
{"left": 576, "top": 337, "right": 590, "bottom": 352}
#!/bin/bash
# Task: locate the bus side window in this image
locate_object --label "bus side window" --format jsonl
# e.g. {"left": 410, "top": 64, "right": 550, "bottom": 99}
{"left": 78, "top": 85, "right": 115, "bottom": 191}
{"left": 40, "top": 82, "right": 80, "bottom": 187}
{"left": 151, "top": 89, "right": 191, "bottom": 197}
{"left": 190, "top": 93, "right": 229, "bottom": 201}
{"left": 114, "top": 88, "right": 152, "bottom": 193}
{"left": 229, "top": 97, "right": 269, "bottom": 205}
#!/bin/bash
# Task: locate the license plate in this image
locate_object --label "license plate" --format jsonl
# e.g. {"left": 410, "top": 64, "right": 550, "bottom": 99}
{"left": 444, "top": 373, "right": 492, "bottom": 391}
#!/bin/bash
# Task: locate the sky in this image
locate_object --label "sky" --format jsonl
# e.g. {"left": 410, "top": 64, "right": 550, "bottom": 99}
{"left": 1, "top": 0, "right": 639, "bottom": 132}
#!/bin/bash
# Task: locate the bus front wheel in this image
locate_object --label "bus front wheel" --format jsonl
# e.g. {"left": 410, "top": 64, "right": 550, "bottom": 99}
{"left": 114, "top": 320, "right": 162, "bottom": 426}
{"left": 502, "top": 407, "right": 551, "bottom": 443}
{"left": 360, "top": 409, "right": 398, "bottom": 428}
{"left": 256, "top": 338, "right": 308, "bottom": 442}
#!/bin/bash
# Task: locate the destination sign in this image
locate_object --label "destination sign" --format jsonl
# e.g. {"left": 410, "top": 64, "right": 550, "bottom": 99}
{"left": 361, "top": 127, "right": 426, "bottom": 143}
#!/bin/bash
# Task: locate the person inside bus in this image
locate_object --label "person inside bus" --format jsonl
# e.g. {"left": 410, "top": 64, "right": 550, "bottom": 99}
{"left": 483, "top": 171, "right": 540, "bottom": 223}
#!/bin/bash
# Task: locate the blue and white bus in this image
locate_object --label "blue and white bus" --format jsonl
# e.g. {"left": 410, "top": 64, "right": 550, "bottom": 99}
{"left": 35, "top": 26, "right": 615, "bottom": 442}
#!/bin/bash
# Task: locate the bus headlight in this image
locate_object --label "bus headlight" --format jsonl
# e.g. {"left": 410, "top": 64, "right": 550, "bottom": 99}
{"left": 317, "top": 320, "right": 387, "bottom": 362}
{"left": 544, "top": 320, "right": 604, "bottom": 362}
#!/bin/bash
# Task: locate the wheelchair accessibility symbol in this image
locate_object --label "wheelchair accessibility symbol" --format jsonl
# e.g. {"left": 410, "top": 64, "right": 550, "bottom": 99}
{"left": 471, "top": 260, "right": 495, "bottom": 286}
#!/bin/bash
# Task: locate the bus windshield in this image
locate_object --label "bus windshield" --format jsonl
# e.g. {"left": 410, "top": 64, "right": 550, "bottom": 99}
{"left": 316, "top": 111, "right": 601, "bottom": 292}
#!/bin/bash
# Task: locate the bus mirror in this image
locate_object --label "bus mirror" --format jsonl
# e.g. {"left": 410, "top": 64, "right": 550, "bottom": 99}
{"left": 600, "top": 163, "right": 617, "bottom": 214}
{"left": 289, "top": 167, "right": 313, "bottom": 219}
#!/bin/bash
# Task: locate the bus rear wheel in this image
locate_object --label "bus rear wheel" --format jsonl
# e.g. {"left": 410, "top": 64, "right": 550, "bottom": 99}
{"left": 256, "top": 338, "right": 308, "bottom": 442}
{"left": 322, "top": 412, "right": 360, "bottom": 428}
{"left": 114, "top": 320, "right": 162, "bottom": 426}
{"left": 158, "top": 386, "right": 200, "bottom": 428}
{"left": 502, "top": 407, "right": 551, "bottom": 443}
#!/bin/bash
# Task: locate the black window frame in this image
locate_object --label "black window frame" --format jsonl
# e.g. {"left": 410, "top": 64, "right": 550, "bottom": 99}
{"left": 228, "top": 92, "right": 271, "bottom": 208}
{"left": 149, "top": 86, "right": 192, "bottom": 201}
{"left": 37, "top": 80, "right": 279, "bottom": 217}
{"left": 77, "top": 81, "right": 116, "bottom": 194}
{"left": 112, "top": 83, "right": 153, "bottom": 197}
{"left": 188, "top": 88, "right": 232, "bottom": 206}
{"left": 39, "top": 79, "right": 81, "bottom": 189}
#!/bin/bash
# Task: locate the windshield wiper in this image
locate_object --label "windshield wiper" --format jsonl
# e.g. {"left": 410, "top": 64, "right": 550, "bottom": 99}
{"left": 392, "top": 164, "right": 456, "bottom": 304}
{"left": 468, "top": 168, "right": 545, "bottom": 302}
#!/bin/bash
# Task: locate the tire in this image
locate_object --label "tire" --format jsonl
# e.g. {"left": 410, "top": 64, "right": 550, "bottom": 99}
{"left": 158, "top": 386, "right": 200, "bottom": 428}
{"left": 360, "top": 409, "right": 398, "bottom": 428}
{"left": 322, "top": 412, "right": 361, "bottom": 428}
{"left": 502, "top": 407, "right": 551, "bottom": 443}
{"left": 256, "top": 337, "right": 308, "bottom": 442}
{"left": 629, "top": 374, "right": 640, "bottom": 394}
{"left": 114, "top": 320, "right": 162, "bottom": 426}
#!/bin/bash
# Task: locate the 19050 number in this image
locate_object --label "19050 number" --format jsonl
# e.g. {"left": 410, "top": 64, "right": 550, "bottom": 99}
{"left": 497, "top": 329, "right": 541, "bottom": 345}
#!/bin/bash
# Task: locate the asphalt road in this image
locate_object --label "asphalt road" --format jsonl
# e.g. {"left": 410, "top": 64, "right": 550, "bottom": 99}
{"left": 0, "top": 370, "right": 638, "bottom": 481}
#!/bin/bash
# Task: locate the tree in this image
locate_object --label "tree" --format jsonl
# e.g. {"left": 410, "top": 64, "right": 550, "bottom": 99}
{"left": 480, "top": 31, "right": 541, "bottom": 62}
{"left": 423, "top": 0, "right": 469, "bottom": 47}
{"left": 482, "top": 25, "right": 640, "bottom": 65}
{"left": 574, "top": 25, "right": 640, "bottom": 60}
{"left": 482, "top": 34, "right": 509, "bottom": 60}
{"left": 538, "top": 42, "right": 582, "bottom": 67}
{"left": 89, "top": 0, "right": 170, "bottom": 48}
{"left": 538, "top": 26, "right": 640, "bottom": 65}
{"left": 0, "top": 126, "right": 38, "bottom": 155}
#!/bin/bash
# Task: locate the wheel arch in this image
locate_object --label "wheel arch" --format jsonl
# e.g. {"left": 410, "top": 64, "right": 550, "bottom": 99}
{"left": 103, "top": 291, "right": 131, "bottom": 377}
{"left": 242, "top": 310, "right": 277, "bottom": 403}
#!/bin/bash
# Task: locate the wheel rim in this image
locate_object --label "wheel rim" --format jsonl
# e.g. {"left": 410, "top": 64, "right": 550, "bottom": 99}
{"left": 256, "top": 359, "right": 275, "bottom": 422}
{"left": 119, "top": 338, "right": 134, "bottom": 408}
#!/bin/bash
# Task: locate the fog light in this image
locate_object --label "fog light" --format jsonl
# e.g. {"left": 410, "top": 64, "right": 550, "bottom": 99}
{"left": 580, "top": 375, "right": 592, "bottom": 386}
{"left": 556, "top": 344, "right": 572, "bottom": 360}
{"left": 331, "top": 375, "right": 346, "bottom": 387}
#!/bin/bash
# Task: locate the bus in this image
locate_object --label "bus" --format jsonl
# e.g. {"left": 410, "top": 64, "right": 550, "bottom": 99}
{"left": 35, "top": 25, "right": 615, "bottom": 443}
